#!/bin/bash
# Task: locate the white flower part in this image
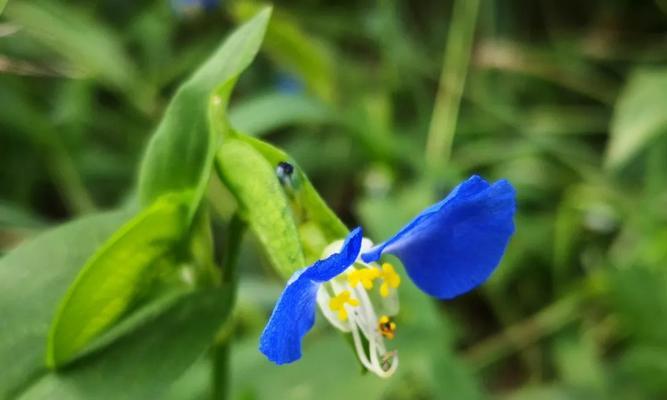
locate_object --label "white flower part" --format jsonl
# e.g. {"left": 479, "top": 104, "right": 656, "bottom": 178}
{"left": 315, "top": 236, "right": 399, "bottom": 378}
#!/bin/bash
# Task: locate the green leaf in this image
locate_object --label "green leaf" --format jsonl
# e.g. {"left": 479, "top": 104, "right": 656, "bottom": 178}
{"left": 608, "top": 267, "right": 667, "bottom": 345}
{"left": 239, "top": 135, "right": 348, "bottom": 244}
{"left": 138, "top": 7, "right": 272, "bottom": 222}
{"left": 215, "top": 138, "right": 305, "bottom": 279}
{"left": 0, "top": 0, "right": 7, "bottom": 15}
{"left": 606, "top": 68, "right": 667, "bottom": 169}
{"left": 229, "top": 92, "right": 333, "bottom": 136}
{"left": 46, "top": 195, "right": 189, "bottom": 367}
{"left": 19, "top": 288, "right": 232, "bottom": 400}
{"left": 616, "top": 345, "right": 667, "bottom": 396}
{"left": 554, "top": 334, "right": 607, "bottom": 394}
{"left": 4, "top": 1, "right": 137, "bottom": 94}
{"left": 0, "top": 211, "right": 129, "bottom": 399}
{"left": 215, "top": 132, "right": 348, "bottom": 274}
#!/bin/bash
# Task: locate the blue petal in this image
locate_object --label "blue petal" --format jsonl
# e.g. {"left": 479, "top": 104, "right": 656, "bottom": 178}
{"left": 362, "top": 175, "right": 516, "bottom": 299}
{"left": 259, "top": 227, "right": 363, "bottom": 364}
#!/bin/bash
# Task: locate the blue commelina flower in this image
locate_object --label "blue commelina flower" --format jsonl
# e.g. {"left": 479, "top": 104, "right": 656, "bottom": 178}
{"left": 259, "top": 227, "right": 363, "bottom": 365}
{"left": 259, "top": 175, "right": 516, "bottom": 377}
{"left": 362, "top": 175, "right": 516, "bottom": 299}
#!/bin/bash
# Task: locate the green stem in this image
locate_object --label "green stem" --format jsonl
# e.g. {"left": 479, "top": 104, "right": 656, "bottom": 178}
{"left": 425, "top": 0, "right": 480, "bottom": 168}
{"left": 210, "top": 214, "right": 246, "bottom": 400}
{"left": 211, "top": 342, "right": 230, "bottom": 400}
{"left": 221, "top": 214, "right": 246, "bottom": 287}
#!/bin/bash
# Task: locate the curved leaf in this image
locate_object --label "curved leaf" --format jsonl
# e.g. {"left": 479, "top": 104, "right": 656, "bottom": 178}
{"left": 0, "top": 211, "right": 129, "bottom": 399}
{"left": 138, "top": 7, "right": 272, "bottom": 222}
{"left": 46, "top": 195, "right": 188, "bottom": 367}
{"left": 239, "top": 135, "right": 348, "bottom": 244}
{"left": 45, "top": 8, "right": 274, "bottom": 369}
{"left": 19, "top": 288, "right": 232, "bottom": 400}
{"left": 215, "top": 139, "right": 305, "bottom": 278}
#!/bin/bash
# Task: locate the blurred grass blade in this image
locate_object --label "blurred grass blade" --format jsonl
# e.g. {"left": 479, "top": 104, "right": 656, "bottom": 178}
{"left": 231, "top": 2, "right": 335, "bottom": 100}
{"left": 0, "top": 0, "right": 7, "bottom": 15}
{"left": 606, "top": 68, "right": 667, "bottom": 170}
{"left": 229, "top": 92, "right": 333, "bottom": 136}
{"left": 20, "top": 288, "right": 232, "bottom": 400}
{"left": 425, "top": 0, "right": 480, "bottom": 167}
{"left": 0, "top": 84, "right": 96, "bottom": 215}
{"left": 0, "top": 211, "right": 129, "bottom": 399}
{"left": 46, "top": 195, "right": 188, "bottom": 368}
{"left": 138, "top": 7, "right": 271, "bottom": 222}
{"left": 4, "top": 1, "right": 137, "bottom": 94}
{"left": 0, "top": 201, "right": 46, "bottom": 229}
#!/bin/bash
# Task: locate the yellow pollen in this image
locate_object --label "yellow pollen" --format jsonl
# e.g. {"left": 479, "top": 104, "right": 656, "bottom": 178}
{"left": 329, "top": 290, "right": 359, "bottom": 321}
{"left": 379, "top": 263, "right": 401, "bottom": 297}
{"left": 347, "top": 268, "right": 380, "bottom": 290}
{"left": 378, "top": 315, "right": 397, "bottom": 340}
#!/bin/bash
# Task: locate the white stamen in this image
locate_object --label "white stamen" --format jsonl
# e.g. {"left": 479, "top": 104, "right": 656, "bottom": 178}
{"left": 315, "top": 237, "right": 399, "bottom": 378}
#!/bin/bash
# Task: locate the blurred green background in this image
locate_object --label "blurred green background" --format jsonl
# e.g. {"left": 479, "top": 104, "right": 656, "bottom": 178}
{"left": 2, "top": 0, "right": 667, "bottom": 399}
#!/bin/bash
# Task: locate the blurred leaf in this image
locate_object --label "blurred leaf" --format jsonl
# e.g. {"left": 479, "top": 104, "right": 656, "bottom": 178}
{"left": 554, "top": 334, "right": 607, "bottom": 395}
{"left": 229, "top": 92, "right": 333, "bottom": 136}
{"left": 608, "top": 267, "right": 667, "bottom": 345}
{"left": 502, "top": 385, "right": 580, "bottom": 400}
{"left": 19, "top": 288, "right": 232, "bottom": 400}
{"left": 138, "top": 7, "right": 271, "bottom": 222}
{"left": 5, "top": 1, "right": 137, "bottom": 92}
{"left": 606, "top": 68, "right": 667, "bottom": 169}
{"left": 616, "top": 345, "right": 667, "bottom": 397}
{"left": 232, "top": 2, "right": 335, "bottom": 100}
{"left": 230, "top": 334, "right": 390, "bottom": 399}
{"left": 215, "top": 138, "right": 305, "bottom": 279}
{"left": 0, "top": 0, "right": 6, "bottom": 15}
{"left": 0, "top": 211, "right": 129, "bottom": 399}
{"left": 164, "top": 356, "right": 210, "bottom": 400}
{"left": 47, "top": 195, "right": 188, "bottom": 367}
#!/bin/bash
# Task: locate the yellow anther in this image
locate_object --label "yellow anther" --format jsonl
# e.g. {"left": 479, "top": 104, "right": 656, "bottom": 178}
{"left": 329, "top": 290, "right": 359, "bottom": 321}
{"left": 379, "top": 263, "right": 401, "bottom": 298}
{"left": 378, "top": 315, "right": 397, "bottom": 340}
{"left": 347, "top": 268, "right": 380, "bottom": 290}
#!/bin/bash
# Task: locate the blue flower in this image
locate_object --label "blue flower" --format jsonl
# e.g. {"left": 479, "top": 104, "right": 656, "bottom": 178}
{"left": 259, "top": 175, "right": 516, "bottom": 377}
{"left": 259, "top": 228, "right": 363, "bottom": 365}
{"left": 275, "top": 72, "right": 305, "bottom": 95}
{"left": 362, "top": 175, "right": 516, "bottom": 299}
{"left": 171, "top": 0, "right": 219, "bottom": 17}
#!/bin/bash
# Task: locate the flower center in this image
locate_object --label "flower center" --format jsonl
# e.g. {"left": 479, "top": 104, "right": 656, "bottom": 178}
{"left": 315, "top": 238, "right": 400, "bottom": 378}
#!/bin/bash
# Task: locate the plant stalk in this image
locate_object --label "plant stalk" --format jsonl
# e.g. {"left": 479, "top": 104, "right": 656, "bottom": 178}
{"left": 425, "top": 0, "right": 480, "bottom": 168}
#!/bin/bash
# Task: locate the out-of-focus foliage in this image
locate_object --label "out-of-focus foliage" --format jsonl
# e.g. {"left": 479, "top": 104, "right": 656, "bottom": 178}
{"left": 2, "top": 0, "right": 667, "bottom": 399}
